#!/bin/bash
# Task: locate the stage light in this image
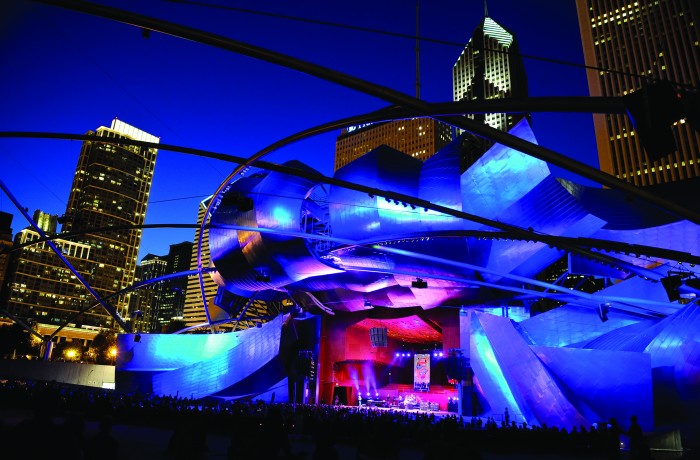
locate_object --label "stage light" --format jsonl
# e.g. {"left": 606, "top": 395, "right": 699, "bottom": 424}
{"left": 395, "top": 352, "right": 400, "bottom": 357}
{"left": 597, "top": 303, "right": 610, "bottom": 322}
{"left": 412, "top": 278, "right": 428, "bottom": 289}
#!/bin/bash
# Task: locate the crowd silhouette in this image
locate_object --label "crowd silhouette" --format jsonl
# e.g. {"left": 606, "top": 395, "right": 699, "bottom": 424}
{"left": 0, "top": 379, "right": 667, "bottom": 459}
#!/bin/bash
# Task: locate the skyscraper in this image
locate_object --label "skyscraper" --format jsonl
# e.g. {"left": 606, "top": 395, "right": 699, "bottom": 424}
{"left": 60, "top": 118, "right": 159, "bottom": 324}
{"left": 160, "top": 241, "right": 193, "bottom": 326}
{"left": 2, "top": 119, "right": 159, "bottom": 332}
{"left": 135, "top": 253, "right": 168, "bottom": 332}
{"left": 2, "top": 221, "right": 99, "bottom": 327}
{"left": 183, "top": 196, "right": 218, "bottom": 329}
{"left": 32, "top": 210, "right": 58, "bottom": 234}
{"left": 452, "top": 9, "right": 529, "bottom": 167}
{"left": 576, "top": 0, "right": 700, "bottom": 186}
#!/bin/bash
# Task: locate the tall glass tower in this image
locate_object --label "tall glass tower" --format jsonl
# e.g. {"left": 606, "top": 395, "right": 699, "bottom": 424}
{"left": 452, "top": 11, "right": 529, "bottom": 167}
{"left": 61, "top": 118, "right": 159, "bottom": 325}
{"left": 576, "top": 0, "right": 700, "bottom": 186}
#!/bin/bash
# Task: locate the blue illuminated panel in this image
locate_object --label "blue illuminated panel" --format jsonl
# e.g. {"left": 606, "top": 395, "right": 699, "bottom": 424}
{"left": 532, "top": 346, "right": 653, "bottom": 431}
{"left": 472, "top": 312, "right": 590, "bottom": 431}
{"left": 117, "top": 315, "right": 285, "bottom": 399}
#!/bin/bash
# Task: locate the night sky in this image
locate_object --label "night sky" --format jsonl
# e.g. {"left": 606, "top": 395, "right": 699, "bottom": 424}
{"left": 1, "top": 0, "right": 597, "bottom": 260}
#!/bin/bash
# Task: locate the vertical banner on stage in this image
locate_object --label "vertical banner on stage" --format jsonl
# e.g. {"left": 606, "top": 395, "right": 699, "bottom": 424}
{"left": 414, "top": 354, "right": 430, "bottom": 392}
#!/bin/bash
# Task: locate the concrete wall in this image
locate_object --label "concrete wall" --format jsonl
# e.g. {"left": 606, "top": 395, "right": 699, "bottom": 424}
{"left": 0, "top": 359, "right": 115, "bottom": 389}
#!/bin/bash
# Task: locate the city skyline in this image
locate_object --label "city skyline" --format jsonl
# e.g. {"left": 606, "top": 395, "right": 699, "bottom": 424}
{"left": 1, "top": 0, "right": 596, "bottom": 260}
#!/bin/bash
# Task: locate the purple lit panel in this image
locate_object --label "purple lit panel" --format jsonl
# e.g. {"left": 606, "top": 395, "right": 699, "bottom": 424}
{"left": 331, "top": 145, "right": 423, "bottom": 241}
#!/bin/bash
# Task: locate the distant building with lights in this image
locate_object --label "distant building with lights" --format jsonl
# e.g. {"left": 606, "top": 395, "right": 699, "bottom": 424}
{"left": 32, "top": 210, "right": 58, "bottom": 234}
{"left": 134, "top": 253, "right": 168, "bottom": 332}
{"left": 452, "top": 11, "right": 529, "bottom": 167}
{"left": 2, "top": 226, "right": 100, "bottom": 326}
{"left": 1, "top": 119, "right": 159, "bottom": 332}
{"left": 334, "top": 119, "right": 453, "bottom": 171}
{"left": 159, "top": 241, "right": 192, "bottom": 328}
{"left": 576, "top": 0, "right": 700, "bottom": 185}
{"left": 59, "top": 118, "right": 159, "bottom": 326}
{"left": 183, "top": 196, "right": 219, "bottom": 329}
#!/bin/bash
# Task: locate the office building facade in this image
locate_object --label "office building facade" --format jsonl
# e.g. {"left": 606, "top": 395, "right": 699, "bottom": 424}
{"left": 59, "top": 118, "right": 159, "bottom": 325}
{"left": 2, "top": 119, "right": 159, "bottom": 330}
{"left": 2, "top": 227, "right": 101, "bottom": 326}
{"left": 576, "top": 0, "right": 700, "bottom": 185}
{"left": 159, "top": 241, "right": 193, "bottom": 327}
{"left": 183, "top": 197, "right": 218, "bottom": 329}
{"left": 135, "top": 253, "right": 168, "bottom": 332}
{"left": 452, "top": 13, "right": 529, "bottom": 166}
{"left": 334, "top": 119, "right": 453, "bottom": 171}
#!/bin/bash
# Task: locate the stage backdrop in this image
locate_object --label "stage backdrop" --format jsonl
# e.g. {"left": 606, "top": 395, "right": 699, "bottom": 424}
{"left": 414, "top": 354, "right": 430, "bottom": 392}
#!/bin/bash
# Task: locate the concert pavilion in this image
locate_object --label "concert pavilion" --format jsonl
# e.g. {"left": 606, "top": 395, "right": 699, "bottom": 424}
{"left": 116, "top": 119, "right": 700, "bottom": 434}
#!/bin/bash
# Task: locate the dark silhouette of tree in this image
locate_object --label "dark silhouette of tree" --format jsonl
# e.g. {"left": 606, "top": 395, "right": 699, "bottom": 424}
{"left": 88, "top": 330, "right": 117, "bottom": 364}
{"left": 0, "top": 323, "right": 37, "bottom": 358}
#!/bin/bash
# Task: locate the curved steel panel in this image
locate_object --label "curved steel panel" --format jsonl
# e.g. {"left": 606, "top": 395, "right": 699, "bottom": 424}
{"left": 418, "top": 134, "right": 468, "bottom": 232}
{"left": 210, "top": 161, "right": 341, "bottom": 293}
{"left": 461, "top": 119, "right": 549, "bottom": 221}
{"left": 330, "top": 145, "right": 423, "bottom": 241}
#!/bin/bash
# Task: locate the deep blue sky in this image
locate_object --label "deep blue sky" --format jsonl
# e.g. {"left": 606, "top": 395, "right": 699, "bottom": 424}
{"left": 1, "top": 0, "right": 597, "bottom": 260}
